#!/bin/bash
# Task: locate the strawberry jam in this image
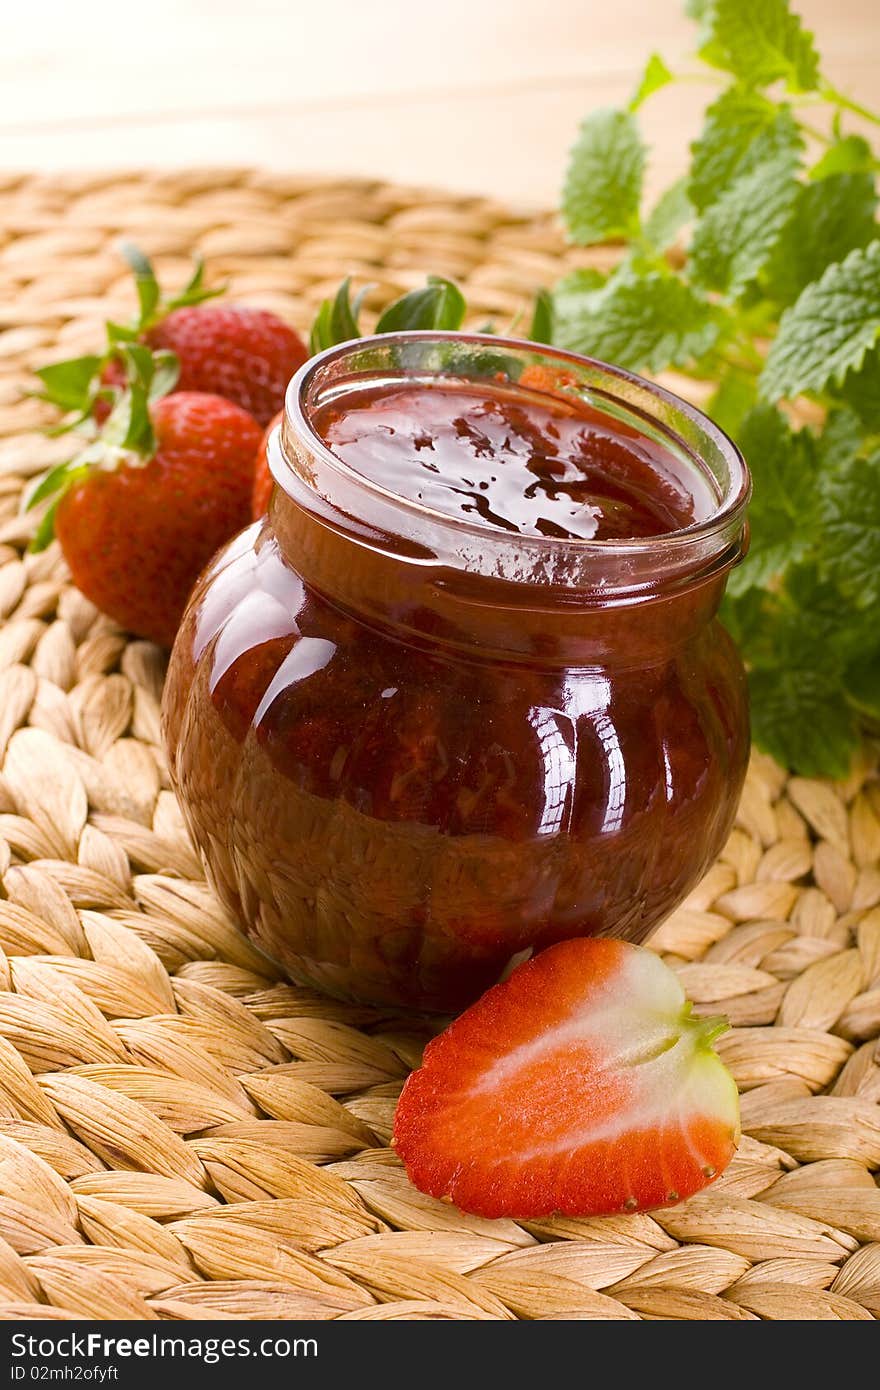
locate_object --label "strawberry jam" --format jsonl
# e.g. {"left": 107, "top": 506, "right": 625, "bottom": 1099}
{"left": 164, "top": 334, "right": 750, "bottom": 1010}
{"left": 314, "top": 382, "right": 714, "bottom": 541}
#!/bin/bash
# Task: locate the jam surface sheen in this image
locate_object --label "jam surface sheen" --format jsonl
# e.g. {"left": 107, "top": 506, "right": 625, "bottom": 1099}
{"left": 315, "top": 381, "right": 715, "bottom": 542}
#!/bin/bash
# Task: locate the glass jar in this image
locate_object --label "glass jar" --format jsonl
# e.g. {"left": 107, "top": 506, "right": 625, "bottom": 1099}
{"left": 163, "top": 333, "right": 750, "bottom": 1011}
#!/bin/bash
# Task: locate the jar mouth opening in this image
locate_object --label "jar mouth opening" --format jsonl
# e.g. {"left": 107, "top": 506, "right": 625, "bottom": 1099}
{"left": 276, "top": 331, "right": 750, "bottom": 599}
{"left": 283, "top": 331, "right": 748, "bottom": 550}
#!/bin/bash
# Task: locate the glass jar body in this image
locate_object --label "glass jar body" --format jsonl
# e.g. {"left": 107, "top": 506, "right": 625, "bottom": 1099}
{"left": 164, "top": 525, "right": 748, "bottom": 1011}
{"left": 163, "top": 333, "right": 750, "bottom": 1011}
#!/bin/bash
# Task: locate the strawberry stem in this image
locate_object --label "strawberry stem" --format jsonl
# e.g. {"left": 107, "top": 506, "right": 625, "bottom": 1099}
{"left": 693, "top": 1013, "right": 729, "bottom": 1048}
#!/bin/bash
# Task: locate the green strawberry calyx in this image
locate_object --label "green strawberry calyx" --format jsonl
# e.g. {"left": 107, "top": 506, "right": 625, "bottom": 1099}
{"left": 308, "top": 273, "right": 553, "bottom": 353}
{"left": 24, "top": 346, "right": 178, "bottom": 552}
{"left": 118, "top": 241, "right": 224, "bottom": 336}
{"left": 32, "top": 243, "right": 222, "bottom": 427}
{"left": 309, "top": 274, "right": 471, "bottom": 354}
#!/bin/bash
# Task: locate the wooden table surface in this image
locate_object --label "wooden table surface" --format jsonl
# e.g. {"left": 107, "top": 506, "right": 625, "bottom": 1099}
{"left": 1, "top": 0, "right": 877, "bottom": 206}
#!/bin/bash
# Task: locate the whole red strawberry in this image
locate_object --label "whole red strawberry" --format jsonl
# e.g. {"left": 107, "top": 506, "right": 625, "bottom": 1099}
{"left": 28, "top": 359, "right": 260, "bottom": 647}
{"left": 146, "top": 305, "right": 306, "bottom": 427}
{"left": 251, "top": 409, "right": 283, "bottom": 517}
{"left": 39, "top": 245, "right": 307, "bottom": 430}
{"left": 100, "top": 308, "right": 305, "bottom": 429}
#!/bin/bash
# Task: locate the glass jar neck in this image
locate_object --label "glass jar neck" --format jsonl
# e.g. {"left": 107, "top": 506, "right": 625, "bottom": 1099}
{"left": 269, "top": 332, "right": 749, "bottom": 665}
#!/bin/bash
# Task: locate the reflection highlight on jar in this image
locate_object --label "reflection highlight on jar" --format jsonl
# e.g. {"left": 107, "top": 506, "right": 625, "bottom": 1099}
{"left": 526, "top": 672, "right": 627, "bottom": 840}
{"left": 253, "top": 637, "right": 337, "bottom": 727}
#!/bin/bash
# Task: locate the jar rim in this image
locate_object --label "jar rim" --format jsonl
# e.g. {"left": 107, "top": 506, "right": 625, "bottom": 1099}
{"left": 277, "top": 331, "right": 750, "bottom": 598}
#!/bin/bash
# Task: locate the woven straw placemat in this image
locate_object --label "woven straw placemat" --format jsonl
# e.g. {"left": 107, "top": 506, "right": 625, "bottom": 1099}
{"left": 0, "top": 170, "right": 878, "bottom": 1322}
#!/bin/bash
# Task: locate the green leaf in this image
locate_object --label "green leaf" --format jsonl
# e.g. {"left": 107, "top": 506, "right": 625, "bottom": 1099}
{"left": 550, "top": 268, "right": 606, "bottom": 343}
{"left": 760, "top": 241, "right": 880, "bottom": 401}
{"left": 749, "top": 665, "right": 857, "bottom": 776}
{"left": 726, "top": 563, "right": 860, "bottom": 775}
{"left": 331, "top": 278, "right": 365, "bottom": 343}
{"left": 106, "top": 320, "right": 139, "bottom": 345}
{"left": 120, "top": 242, "right": 161, "bottom": 330}
{"left": 375, "top": 276, "right": 466, "bottom": 333}
{"left": 167, "top": 256, "right": 226, "bottom": 311}
{"left": 810, "top": 135, "right": 877, "bottom": 180}
{"left": 24, "top": 462, "right": 91, "bottom": 551}
{"left": 149, "top": 350, "right": 181, "bottom": 402}
{"left": 699, "top": 0, "right": 820, "bottom": 93}
{"left": 562, "top": 109, "right": 645, "bottom": 245}
{"left": 310, "top": 276, "right": 466, "bottom": 350}
{"left": 553, "top": 268, "right": 720, "bottom": 372}
{"left": 629, "top": 53, "right": 673, "bottom": 111}
{"left": 309, "top": 300, "right": 334, "bottom": 355}
{"left": 118, "top": 244, "right": 225, "bottom": 329}
{"left": 765, "top": 173, "right": 878, "bottom": 306}
{"left": 727, "top": 405, "right": 817, "bottom": 595}
{"left": 688, "top": 90, "right": 802, "bottom": 213}
{"left": 122, "top": 386, "right": 153, "bottom": 452}
{"left": 819, "top": 448, "right": 880, "bottom": 609}
{"left": 729, "top": 565, "right": 830, "bottom": 660}
{"left": 309, "top": 278, "right": 364, "bottom": 355}
{"left": 730, "top": 561, "right": 853, "bottom": 664}
{"left": 643, "top": 177, "right": 692, "bottom": 251}
{"left": 553, "top": 268, "right": 607, "bottom": 304}
{"left": 817, "top": 407, "right": 864, "bottom": 472}
{"left": 719, "top": 586, "right": 769, "bottom": 655}
{"left": 22, "top": 458, "right": 82, "bottom": 512}
{"left": 844, "top": 642, "right": 880, "bottom": 720}
{"left": 108, "top": 341, "right": 177, "bottom": 411}
{"left": 690, "top": 156, "right": 800, "bottom": 300}
{"left": 33, "top": 355, "right": 102, "bottom": 412}
{"left": 837, "top": 345, "right": 880, "bottom": 432}
{"left": 706, "top": 369, "right": 758, "bottom": 438}
{"left": 783, "top": 562, "right": 858, "bottom": 658}
{"left": 102, "top": 371, "right": 155, "bottom": 457}
{"left": 29, "top": 497, "right": 61, "bottom": 554}
{"left": 122, "top": 343, "right": 157, "bottom": 387}
{"left": 527, "top": 289, "right": 554, "bottom": 345}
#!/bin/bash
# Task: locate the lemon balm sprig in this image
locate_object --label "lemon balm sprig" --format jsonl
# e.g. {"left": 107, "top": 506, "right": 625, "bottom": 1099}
{"left": 553, "top": 0, "right": 880, "bottom": 777}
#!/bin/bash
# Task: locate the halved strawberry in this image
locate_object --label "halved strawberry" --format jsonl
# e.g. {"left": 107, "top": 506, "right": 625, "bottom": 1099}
{"left": 393, "top": 938, "right": 739, "bottom": 1219}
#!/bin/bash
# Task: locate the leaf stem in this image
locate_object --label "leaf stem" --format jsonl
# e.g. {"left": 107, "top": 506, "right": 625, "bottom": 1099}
{"left": 713, "top": 335, "right": 765, "bottom": 378}
{"left": 821, "top": 82, "right": 880, "bottom": 128}
{"left": 796, "top": 119, "right": 833, "bottom": 147}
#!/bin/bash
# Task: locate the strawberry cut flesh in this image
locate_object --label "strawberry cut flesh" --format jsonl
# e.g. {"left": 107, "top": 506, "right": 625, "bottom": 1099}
{"left": 393, "top": 938, "right": 739, "bottom": 1219}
